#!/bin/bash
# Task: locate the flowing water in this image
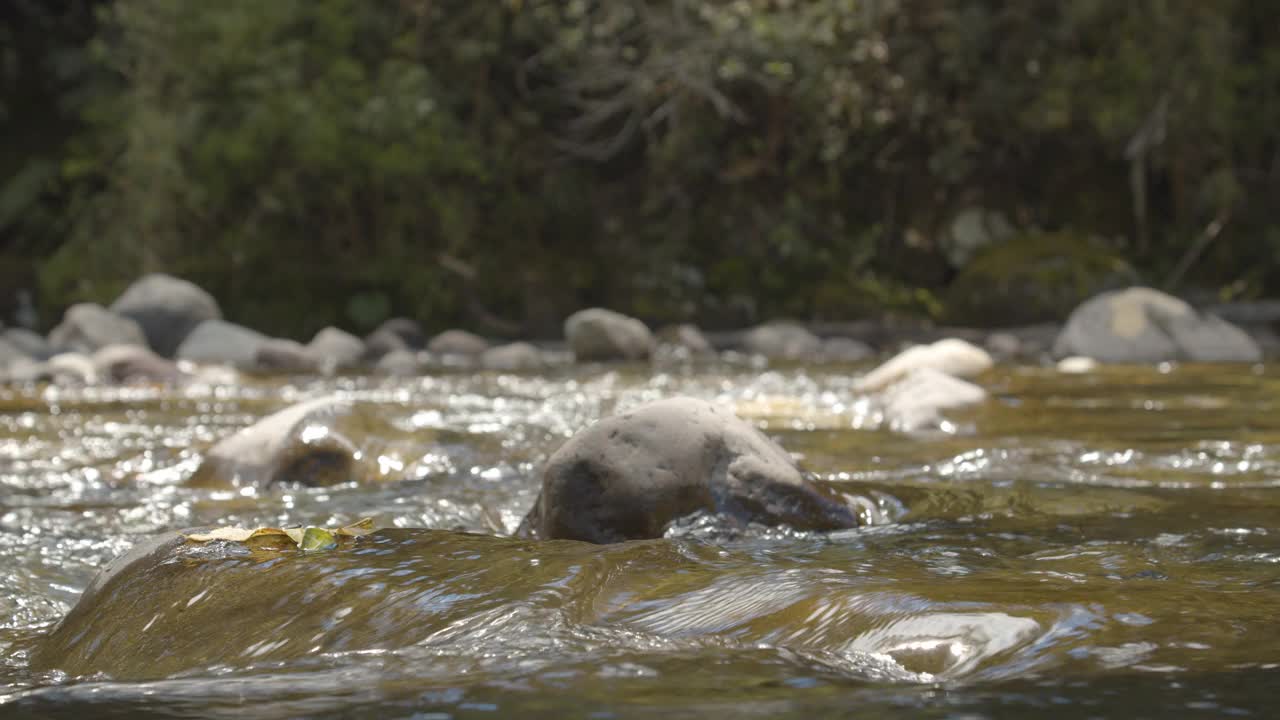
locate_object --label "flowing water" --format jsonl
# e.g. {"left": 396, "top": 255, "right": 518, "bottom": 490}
{"left": 1, "top": 360, "right": 1279, "bottom": 718}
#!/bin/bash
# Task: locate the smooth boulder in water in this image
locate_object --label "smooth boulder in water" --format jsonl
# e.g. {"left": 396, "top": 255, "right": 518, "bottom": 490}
{"left": 188, "top": 396, "right": 372, "bottom": 488}
{"left": 1052, "top": 287, "right": 1261, "bottom": 363}
{"left": 518, "top": 397, "right": 862, "bottom": 543}
{"left": 564, "top": 308, "right": 653, "bottom": 362}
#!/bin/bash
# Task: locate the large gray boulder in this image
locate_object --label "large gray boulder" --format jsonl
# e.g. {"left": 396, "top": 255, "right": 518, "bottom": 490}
{"left": 564, "top": 308, "right": 653, "bottom": 362}
{"left": 518, "top": 397, "right": 861, "bottom": 543}
{"left": 427, "top": 329, "right": 489, "bottom": 357}
{"left": 188, "top": 396, "right": 372, "bottom": 488}
{"left": 1053, "top": 287, "right": 1261, "bottom": 363}
{"left": 307, "top": 326, "right": 365, "bottom": 369}
{"left": 48, "top": 303, "right": 147, "bottom": 354}
{"left": 110, "top": 274, "right": 222, "bottom": 357}
{"left": 741, "top": 321, "right": 822, "bottom": 360}
{"left": 176, "top": 319, "right": 269, "bottom": 368}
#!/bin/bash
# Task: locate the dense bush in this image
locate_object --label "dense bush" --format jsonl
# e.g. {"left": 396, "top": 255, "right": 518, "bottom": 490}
{"left": 1, "top": 0, "right": 1277, "bottom": 335}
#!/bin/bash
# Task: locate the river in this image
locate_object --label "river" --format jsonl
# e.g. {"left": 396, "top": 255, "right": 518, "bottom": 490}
{"left": 1, "top": 360, "right": 1278, "bottom": 717}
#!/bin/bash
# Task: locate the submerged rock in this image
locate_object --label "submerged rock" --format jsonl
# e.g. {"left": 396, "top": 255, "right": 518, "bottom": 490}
{"left": 518, "top": 397, "right": 862, "bottom": 543}
{"left": 48, "top": 303, "right": 147, "bottom": 354}
{"left": 856, "top": 338, "right": 993, "bottom": 393}
{"left": 176, "top": 319, "right": 269, "bottom": 368}
{"left": 1053, "top": 287, "right": 1261, "bottom": 364}
{"left": 188, "top": 396, "right": 373, "bottom": 488}
{"left": 110, "top": 273, "right": 222, "bottom": 357}
{"left": 741, "top": 321, "right": 822, "bottom": 360}
{"left": 564, "top": 308, "right": 653, "bottom": 362}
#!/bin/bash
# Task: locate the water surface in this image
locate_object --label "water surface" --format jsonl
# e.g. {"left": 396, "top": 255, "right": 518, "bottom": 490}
{"left": 2, "top": 361, "right": 1278, "bottom": 717}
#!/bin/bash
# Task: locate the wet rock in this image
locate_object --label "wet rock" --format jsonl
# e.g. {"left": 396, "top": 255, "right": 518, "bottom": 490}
{"left": 741, "top": 321, "right": 821, "bottom": 360}
{"left": 856, "top": 339, "right": 993, "bottom": 393}
{"left": 46, "top": 352, "right": 98, "bottom": 385}
{"left": 92, "top": 344, "right": 183, "bottom": 384}
{"left": 1053, "top": 287, "right": 1261, "bottom": 363}
{"left": 2, "top": 328, "right": 53, "bottom": 360}
{"left": 880, "top": 368, "right": 987, "bottom": 431}
{"left": 48, "top": 303, "right": 147, "bottom": 354}
{"left": 565, "top": 308, "right": 653, "bottom": 362}
{"left": 375, "top": 349, "right": 426, "bottom": 376}
{"left": 29, "top": 530, "right": 589, "bottom": 680}
{"left": 518, "top": 397, "right": 861, "bottom": 543}
{"left": 820, "top": 336, "right": 874, "bottom": 363}
{"left": 110, "top": 274, "right": 222, "bottom": 357}
{"left": 427, "top": 329, "right": 489, "bottom": 357}
{"left": 254, "top": 338, "right": 321, "bottom": 373}
{"left": 188, "top": 396, "right": 371, "bottom": 488}
{"left": 480, "top": 342, "right": 543, "bottom": 371}
{"left": 307, "top": 326, "right": 365, "bottom": 370}
{"left": 176, "top": 319, "right": 269, "bottom": 368}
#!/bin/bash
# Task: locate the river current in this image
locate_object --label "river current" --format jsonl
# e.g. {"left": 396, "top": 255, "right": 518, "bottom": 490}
{"left": 1, "top": 360, "right": 1278, "bottom": 718}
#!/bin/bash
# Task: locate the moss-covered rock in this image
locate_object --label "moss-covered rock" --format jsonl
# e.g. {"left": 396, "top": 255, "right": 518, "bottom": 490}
{"left": 945, "top": 233, "right": 1137, "bottom": 326}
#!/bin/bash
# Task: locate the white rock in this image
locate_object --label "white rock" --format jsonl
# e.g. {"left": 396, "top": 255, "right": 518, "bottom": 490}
{"left": 47, "top": 352, "right": 99, "bottom": 385}
{"left": 1056, "top": 356, "right": 1099, "bottom": 374}
{"left": 881, "top": 368, "right": 987, "bottom": 432}
{"left": 856, "top": 338, "right": 993, "bottom": 392}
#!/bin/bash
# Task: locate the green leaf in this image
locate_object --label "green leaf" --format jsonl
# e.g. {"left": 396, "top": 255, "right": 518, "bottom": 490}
{"left": 299, "top": 527, "right": 338, "bottom": 552}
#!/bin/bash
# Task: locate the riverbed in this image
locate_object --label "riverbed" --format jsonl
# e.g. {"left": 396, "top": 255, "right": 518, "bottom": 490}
{"left": 2, "top": 361, "right": 1279, "bottom": 718}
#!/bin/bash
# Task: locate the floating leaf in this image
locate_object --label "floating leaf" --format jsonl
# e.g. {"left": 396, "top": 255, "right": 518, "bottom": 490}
{"left": 185, "top": 526, "right": 291, "bottom": 543}
{"left": 184, "top": 518, "right": 377, "bottom": 551}
{"left": 335, "top": 517, "right": 375, "bottom": 537}
{"left": 300, "top": 527, "right": 337, "bottom": 552}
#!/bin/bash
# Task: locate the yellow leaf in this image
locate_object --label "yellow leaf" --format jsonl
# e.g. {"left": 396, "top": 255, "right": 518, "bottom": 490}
{"left": 284, "top": 527, "right": 304, "bottom": 545}
{"left": 335, "top": 517, "right": 375, "bottom": 537}
{"left": 300, "top": 527, "right": 337, "bottom": 552}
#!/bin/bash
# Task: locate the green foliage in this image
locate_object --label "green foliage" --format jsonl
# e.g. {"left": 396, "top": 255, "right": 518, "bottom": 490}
{"left": 2, "top": 0, "right": 1279, "bottom": 332}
